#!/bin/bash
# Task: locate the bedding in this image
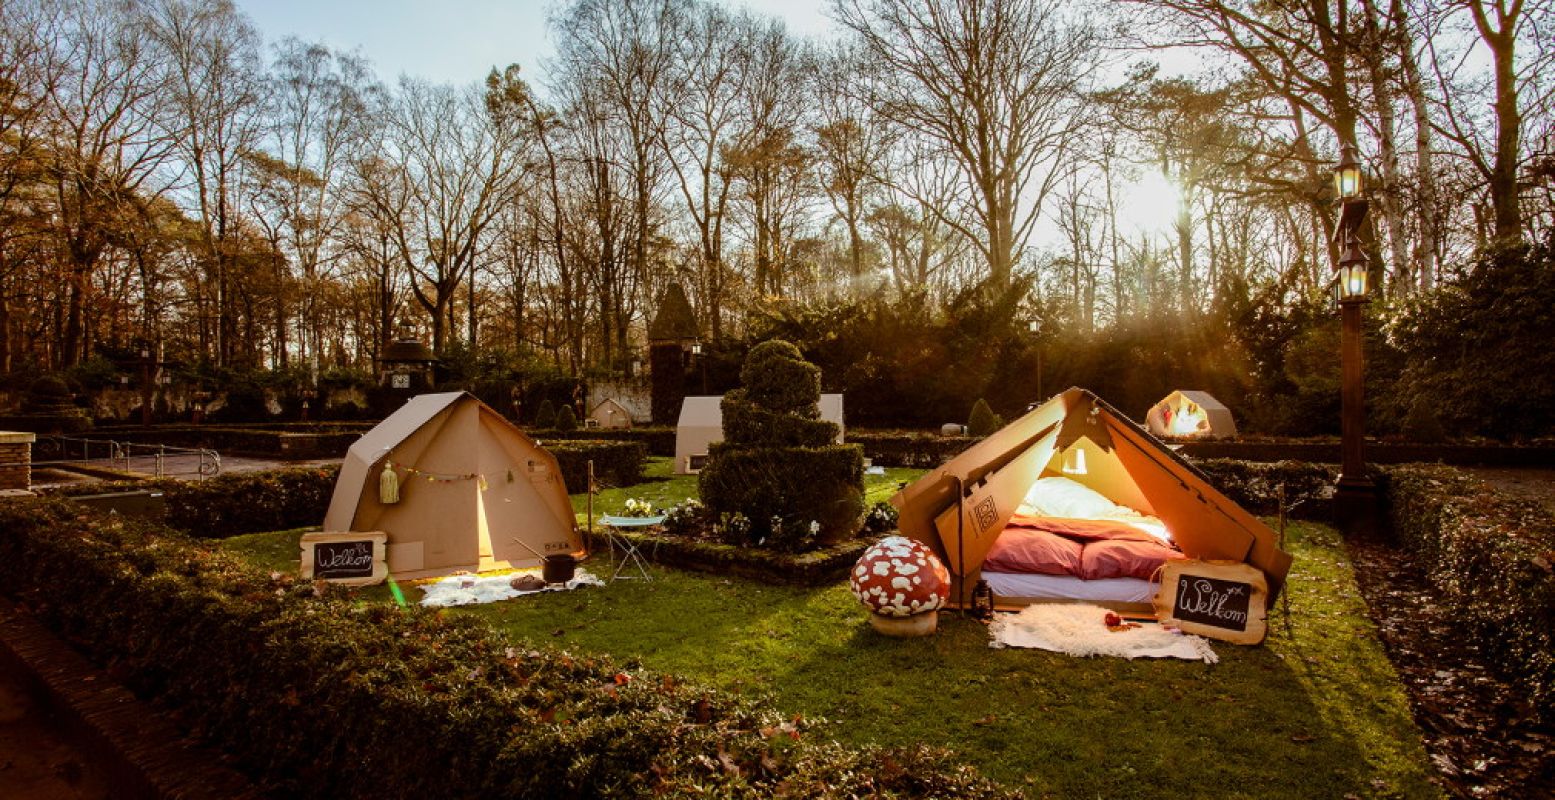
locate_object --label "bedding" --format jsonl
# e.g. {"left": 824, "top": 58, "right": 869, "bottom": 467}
{"left": 985, "top": 514, "right": 1184, "bottom": 581}
{"left": 980, "top": 571, "right": 1158, "bottom": 605}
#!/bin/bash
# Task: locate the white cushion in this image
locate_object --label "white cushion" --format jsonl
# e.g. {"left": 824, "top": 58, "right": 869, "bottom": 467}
{"left": 1021, "top": 476, "right": 1122, "bottom": 519}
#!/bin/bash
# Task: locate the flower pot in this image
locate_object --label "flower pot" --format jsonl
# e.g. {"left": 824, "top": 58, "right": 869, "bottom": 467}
{"left": 868, "top": 610, "right": 938, "bottom": 638}
{"left": 542, "top": 554, "right": 578, "bottom": 584}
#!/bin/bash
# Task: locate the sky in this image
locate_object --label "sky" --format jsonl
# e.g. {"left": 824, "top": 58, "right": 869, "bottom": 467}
{"left": 235, "top": 0, "right": 835, "bottom": 89}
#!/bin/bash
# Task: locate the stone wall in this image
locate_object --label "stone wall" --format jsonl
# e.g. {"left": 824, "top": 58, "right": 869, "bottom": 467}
{"left": 0, "top": 432, "right": 35, "bottom": 490}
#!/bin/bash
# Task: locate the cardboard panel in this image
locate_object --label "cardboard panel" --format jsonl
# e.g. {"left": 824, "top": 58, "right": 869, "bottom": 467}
{"left": 1154, "top": 560, "right": 1268, "bottom": 645}
{"left": 931, "top": 428, "right": 1058, "bottom": 578}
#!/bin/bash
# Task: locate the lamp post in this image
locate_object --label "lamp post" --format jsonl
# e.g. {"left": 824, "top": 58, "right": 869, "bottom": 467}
{"left": 1331, "top": 142, "right": 1377, "bottom": 534}
{"left": 691, "top": 342, "right": 708, "bottom": 395}
{"left": 1028, "top": 318, "right": 1044, "bottom": 401}
{"left": 140, "top": 347, "right": 153, "bottom": 426}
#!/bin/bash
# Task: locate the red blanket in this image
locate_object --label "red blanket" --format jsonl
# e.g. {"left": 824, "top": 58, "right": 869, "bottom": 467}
{"left": 982, "top": 515, "right": 1184, "bottom": 581}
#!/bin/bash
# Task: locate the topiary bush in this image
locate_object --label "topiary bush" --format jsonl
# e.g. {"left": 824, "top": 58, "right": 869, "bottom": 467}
{"left": 533, "top": 398, "right": 557, "bottom": 429}
{"left": 967, "top": 398, "right": 1001, "bottom": 437}
{"left": 555, "top": 404, "right": 578, "bottom": 432}
{"left": 698, "top": 340, "right": 863, "bottom": 549}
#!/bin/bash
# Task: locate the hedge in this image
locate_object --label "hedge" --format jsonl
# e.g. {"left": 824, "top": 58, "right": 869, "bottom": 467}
{"left": 527, "top": 426, "right": 676, "bottom": 458}
{"left": 582, "top": 528, "right": 874, "bottom": 586}
{"left": 0, "top": 498, "right": 1013, "bottom": 799}
{"left": 48, "top": 466, "right": 340, "bottom": 538}
{"left": 1383, "top": 465, "right": 1555, "bottom": 720}
{"left": 541, "top": 440, "right": 646, "bottom": 490}
{"left": 1188, "top": 459, "right": 1335, "bottom": 518}
{"left": 850, "top": 431, "right": 981, "bottom": 468}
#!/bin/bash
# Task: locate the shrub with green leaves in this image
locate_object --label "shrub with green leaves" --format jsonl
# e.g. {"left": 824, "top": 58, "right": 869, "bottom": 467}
{"left": 967, "top": 398, "right": 1001, "bottom": 437}
{"left": 555, "top": 404, "right": 578, "bottom": 432}
{"left": 699, "top": 340, "right": 863, "bottom": 548}
{"left": 0, "top": 498, "right": 1013, "bottom": 799}
{"left": 1384, "top": 465, "right": 1555, "bottom": 720}
{"left": 533, "top": 398, "right": 558, "bottom": 429}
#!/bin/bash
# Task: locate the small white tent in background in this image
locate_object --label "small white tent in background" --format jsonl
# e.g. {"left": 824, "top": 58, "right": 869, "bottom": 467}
{"left": 674, "top": 393, "right": 845, "bottom": 474}
{"left": 1146, "top": 390, "right": 1238, "bottom": 438}
{"left": 588, "top": 398, "right": 633, "bottom": 429}
{"left": 323, "top": 392, "right": 583, "bottom": 579}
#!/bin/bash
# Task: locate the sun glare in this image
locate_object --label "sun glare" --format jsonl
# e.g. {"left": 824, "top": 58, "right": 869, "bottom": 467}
{"left": 1117, "top": 171, "right": 1182, "bottom": 235}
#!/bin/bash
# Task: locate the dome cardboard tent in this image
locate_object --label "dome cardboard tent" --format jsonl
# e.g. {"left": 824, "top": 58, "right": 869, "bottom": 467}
{"left": 588, "top": 398, "right": 633, "bottom": 429}
{"left": 323, "top": 392, "right": 584, "bottom": 580}
{"left": 674, "top": 393, "right": 845, "bottom": 474}
{"left": 890, "top": 388, "right": 1291, "bottom": 610}
{"left": 1146, "top": 390, "right": 1238, "bottom": 438}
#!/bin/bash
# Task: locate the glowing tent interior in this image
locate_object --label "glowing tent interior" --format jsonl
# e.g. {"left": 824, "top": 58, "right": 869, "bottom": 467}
{"left": 890, "top": 388, "right": 1290, "bottom": 611}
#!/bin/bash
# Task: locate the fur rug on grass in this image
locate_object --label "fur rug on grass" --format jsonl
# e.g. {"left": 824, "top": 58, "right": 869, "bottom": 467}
{"left": 990, "top": 603, "right": 1218, "bottom": 663}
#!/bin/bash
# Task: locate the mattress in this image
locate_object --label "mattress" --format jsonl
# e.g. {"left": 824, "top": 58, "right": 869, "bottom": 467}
{"left": 981, "top": 571, "right": 1159, "bottom": 605}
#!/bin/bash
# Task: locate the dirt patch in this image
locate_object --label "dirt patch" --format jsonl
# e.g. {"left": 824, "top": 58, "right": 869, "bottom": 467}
{"left": 1348, "top": 535, "right": 1555, "bottom": 798}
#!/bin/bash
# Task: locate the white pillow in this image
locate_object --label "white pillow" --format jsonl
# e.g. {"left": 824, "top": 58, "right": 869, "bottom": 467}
{"left": 1020, "top": 476, "right": 1122, "bottom": 519}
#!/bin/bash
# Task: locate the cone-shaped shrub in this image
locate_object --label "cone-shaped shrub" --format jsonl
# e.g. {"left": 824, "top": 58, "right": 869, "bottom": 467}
{"left": 555, "top": 404, "right": 578, "bottom": 432}
{"left": 533, "top": 398, "right": 557, "bottom": 429}
{"left": 699, "top": 340, "right": 862, "bottom": 550}
{"left": 967, "top": 398, "right": 1001, "bottom": 437}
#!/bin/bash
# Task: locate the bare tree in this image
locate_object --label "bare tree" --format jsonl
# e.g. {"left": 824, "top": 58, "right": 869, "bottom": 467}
{"left": 811, "top": 42, "right": 894, "bottom": 284}
{"left": 834, "top": 0, "right": 1100, "bottom": 287}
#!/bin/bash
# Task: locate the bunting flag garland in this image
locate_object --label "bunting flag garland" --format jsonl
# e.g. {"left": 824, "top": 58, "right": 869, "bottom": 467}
{"left": 381, "top": 459, "right": 492, "bottom": 491}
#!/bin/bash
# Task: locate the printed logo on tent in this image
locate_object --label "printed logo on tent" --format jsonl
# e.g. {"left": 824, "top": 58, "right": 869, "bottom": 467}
{"left": 973, "top": 496, "right": 999, "bottom": 535}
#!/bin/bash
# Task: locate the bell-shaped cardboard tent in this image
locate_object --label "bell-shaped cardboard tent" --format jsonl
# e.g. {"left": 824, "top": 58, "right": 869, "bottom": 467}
{"left": 588, "top": 398, "right": 633, "bottom": 429}
{"left": 323, "top": 392, "right": 583, "bottom": 580}
{"left": 890, "top": 388, "right": 1290, "bottom": 607}
{"left": 1146, "top": 390, "right": 1237, "bottom": 438}
{"left": 674, "top": 393, "right": 845, "bottom": 474}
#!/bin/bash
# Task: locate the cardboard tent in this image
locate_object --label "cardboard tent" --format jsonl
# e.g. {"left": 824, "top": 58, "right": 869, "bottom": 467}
{"left": 323, "top": 392, "right": 583, "bottom": 580}
{"left": 891, "top": 388, "right": 1291, "bottom": 608}
{"left": 588, "top": 398, "right": 633, "bottom": 429}
{"left": 1146, "top": 390, "right": 1237, "bottom": 438}
{"left": 674, "top": 393, "right": 845, "bottom": 474}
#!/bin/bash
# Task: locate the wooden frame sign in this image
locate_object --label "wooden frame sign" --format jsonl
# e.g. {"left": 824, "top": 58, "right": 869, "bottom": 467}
{"left": 1154, "top": 560, "right": 1269, "bottom": 645}
{"left": 301, "top": 531, "right": 388, "bottom": 586}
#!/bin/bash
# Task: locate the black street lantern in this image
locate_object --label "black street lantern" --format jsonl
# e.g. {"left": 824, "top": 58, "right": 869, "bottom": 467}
{"left": 1333, "top": 142, "right": 1363, "bottom": 200}
{"left": 1336, "top": 235, "right": 1370, "bottom": 301}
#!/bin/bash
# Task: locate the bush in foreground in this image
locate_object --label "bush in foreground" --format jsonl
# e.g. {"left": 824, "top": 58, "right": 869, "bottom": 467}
{"left": 0, "top": 498, "right": 1013, "bottom": 799}
{"left": 1384, "top": 465, "right": 1555, "bottom": 720}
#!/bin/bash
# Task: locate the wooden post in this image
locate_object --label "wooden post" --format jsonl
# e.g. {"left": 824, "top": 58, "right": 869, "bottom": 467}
{"left": 1335, "top": 298, "right": 1378, "bottom": 534}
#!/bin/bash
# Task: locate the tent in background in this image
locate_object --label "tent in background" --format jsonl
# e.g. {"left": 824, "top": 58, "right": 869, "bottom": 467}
{"left": 588, "top": 398, "right": 633, "bottom": 429}
{"left": 323, "top": 392, "right": 583, "bottom": 580}
{"left": 1146, "top": 390, "right": 1237, "bottom": 438}
{"left": 891, "top": 387, "right": 1290, "bottom": 607}
{"left": 674, "top": 394, "right": 845, "bottom": 474}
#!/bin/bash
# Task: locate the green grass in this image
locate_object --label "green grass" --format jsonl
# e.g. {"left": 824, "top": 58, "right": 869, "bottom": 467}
{"left": 217, "top": 466, "right": 1441, "bottom": 798}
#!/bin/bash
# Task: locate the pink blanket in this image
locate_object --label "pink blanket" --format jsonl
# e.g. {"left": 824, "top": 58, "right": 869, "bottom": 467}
{"left": 983, "top": 516, "right": 1184, "bottom": 581}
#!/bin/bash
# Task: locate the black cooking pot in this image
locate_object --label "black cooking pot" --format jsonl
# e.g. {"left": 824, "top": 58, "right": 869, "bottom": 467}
{"left": 542, "top": 554, "right": 578, "bottom": 584}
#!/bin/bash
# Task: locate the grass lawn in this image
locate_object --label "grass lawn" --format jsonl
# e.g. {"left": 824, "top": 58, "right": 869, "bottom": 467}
{"left": 219, "top": 461, "right": 1440, "bottom": 798}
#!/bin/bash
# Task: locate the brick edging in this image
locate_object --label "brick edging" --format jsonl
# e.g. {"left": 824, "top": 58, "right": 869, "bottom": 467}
{"left": 0, "top": 599, "right": 262, "bottom": 799}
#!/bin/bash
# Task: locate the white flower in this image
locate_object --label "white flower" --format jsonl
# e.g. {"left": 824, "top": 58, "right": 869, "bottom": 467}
{"left": 808, "top": 520, "right": 820, "bottom": 534}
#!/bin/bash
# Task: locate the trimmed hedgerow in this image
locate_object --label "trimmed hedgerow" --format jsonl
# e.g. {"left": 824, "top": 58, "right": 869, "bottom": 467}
{"left": 0, "top": 498, "right": 1013, "bottom": 799}
{"left": 1383, "top": 465, "right": 1555, "bottom": 721}
{"left": 1188, "top": 458, "right": 1335, "bottom": 518}
{"left": 542, "top": 440, "right": 646, "bottom": 490}
{"left": 850, "top": 431, "right": 980, "bottom": 468}
{"left": 524, "top": 427, "right": 676, "bottom": 457}
{"left": 47, "top": 465, "right": 340, "bottom": 538}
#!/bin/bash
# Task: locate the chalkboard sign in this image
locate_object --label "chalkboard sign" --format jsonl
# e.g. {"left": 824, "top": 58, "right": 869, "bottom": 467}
{"left": 300, "top": 532, "right": 387, "bottom": 586}
{"left": 313, "top": 540, "right": 375, "bottom": 579}
{"left": 1173, "top": 575, "right": 1251, "bottom": 631}
{"left": 1154, "top": 560, "right": 1268, "bottom": 645}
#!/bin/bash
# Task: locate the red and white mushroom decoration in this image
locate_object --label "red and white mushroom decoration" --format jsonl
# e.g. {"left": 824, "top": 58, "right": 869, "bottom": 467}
{"left": 850, "top": 536, "right": 950, "bottom": 619}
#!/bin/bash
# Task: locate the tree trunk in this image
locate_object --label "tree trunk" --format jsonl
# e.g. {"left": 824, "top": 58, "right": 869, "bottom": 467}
{"left": 1395, "top": 5, "right": 1439, "bottom": 290}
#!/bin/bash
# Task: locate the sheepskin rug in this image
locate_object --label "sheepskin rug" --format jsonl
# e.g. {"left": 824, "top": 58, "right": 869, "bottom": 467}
{"left": 989, "top": 603, "right": 1218, "bottom": 663}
